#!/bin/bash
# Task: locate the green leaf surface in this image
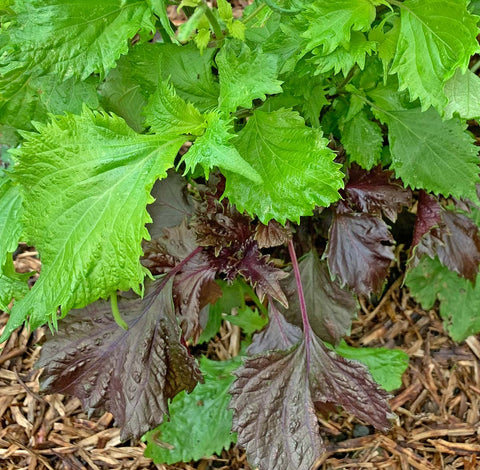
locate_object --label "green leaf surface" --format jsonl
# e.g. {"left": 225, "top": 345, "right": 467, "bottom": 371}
{"left": 217, "top": 39, "right": 283, "bottom": 113}
{"left": 147, "top": 0, "right": 178, "bottom": 43}
{"left": 444, "top": 68, "right": 480, "bottom": 120}
{"left": 224, "top": 108, "right": 343, "bottom": 224}
{"left": 144, "top": 80, "right": 206, "bottom": 136}
{"left": 312, "top": 32, "right": 376, "bottom": 76}
{"left": 370, "top": 89, "right": 479, "bottom": 199}
{"left": 224, "top": 305, "right": 267, "bottom": 335}
{"left": 390, "top": 0, "right": 480, "bottom": 110}
{"left": 406, "top": 256, "right": 480, "bottom": 341}
{"left": 341, "top": 111, "right": 383, "bottom": 170}
{"left": 302, "top": 0, "right": 378, "bottom": 54}
{"left": 198, "top": 280, "right": 246, "bottom": 344}
{"left": 144, "top": 356, "right": 240, "bottom": 464}
{"left": 182, "top": 113, "right": 261, "bottom": 182}
{"left": 0, "top": 176, "right": 22, "bottom": 268}
{"left": 334, "top": 340, "right": 409, "bottom": 391}
{"left": 0, "top": 109, "right": 185, "bottom": 341}
{"left": 7, "top": 0, "right": 155, "bottom": 80}
{"left": 0, "top": 255, "right": 33, "bottom": 311}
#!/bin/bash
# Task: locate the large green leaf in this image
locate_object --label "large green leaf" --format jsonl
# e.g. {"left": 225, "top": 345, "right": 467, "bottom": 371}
{"left": 224, "top": 108, "right": 343, "bottom": 224}
{"left": 391, "top": 0, "right": 480, "bottom": 110}
{"left": 406, "top": 256, "right": 480, "bottom": 341}
{"left": 217, "top": 39, "right": 283, "bottom": 113}
{"left": 0, "top": 176, "right": 22, "bottom": 267}
{"left": 7, "top": 0, "right": 155, "bottom": 80}
{"left": 369, "top": 86, "right": 479, "bottom": 199}
{"left": 0, "top": 109, "right": 185, "bottom": 342}
{"left": 302, "top": 0, "right": 379, "bottom": 54}
{"left": 144, "top": 356, "right": 240, "bottom": 464}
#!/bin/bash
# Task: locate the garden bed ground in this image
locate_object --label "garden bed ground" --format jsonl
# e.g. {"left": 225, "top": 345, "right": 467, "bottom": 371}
{"left": 1, "top": 250, "right": 480, "bottom": 470}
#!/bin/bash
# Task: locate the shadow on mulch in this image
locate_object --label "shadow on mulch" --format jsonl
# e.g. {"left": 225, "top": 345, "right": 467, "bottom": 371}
{"left": 1, "top": 251, "right": 480, "bottom": 470}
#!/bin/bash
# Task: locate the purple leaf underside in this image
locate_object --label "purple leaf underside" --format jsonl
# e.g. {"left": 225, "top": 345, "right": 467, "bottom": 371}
{"left": 412, "top": 191, "right": 480, "bottom": 281}
{"left": 345, "top": 165, "right": 412, "bottom": 222}
{"left": 230, "top": 333, "right": 392, "bottom": 470}
{"left": 36, "top": 281, "right": 202, "bottom": 440}
{"left": 325, "top": 212, "right": 395, "bottom": 296}
{"left": 279, "top": 250, "right": 357, "bottom": 345}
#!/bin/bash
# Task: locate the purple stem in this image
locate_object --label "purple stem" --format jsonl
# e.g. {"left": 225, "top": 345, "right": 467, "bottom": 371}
{"left": 287, "top": 239, "right": 312, "bottom": 347}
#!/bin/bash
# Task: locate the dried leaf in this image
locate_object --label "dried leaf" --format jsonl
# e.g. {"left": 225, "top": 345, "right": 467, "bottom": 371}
{"left": 36, "top": 281, "right": 202, "bottom": 440}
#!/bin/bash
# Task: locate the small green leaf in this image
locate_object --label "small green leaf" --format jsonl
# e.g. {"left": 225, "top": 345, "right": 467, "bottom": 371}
{"left": 0, "top": 108, "right": 185, "bottom": 342}
{"left": 390, "top": 0, "right": 480, "bottom": 110}
{"left": 144, "top": 79, "right": 207, "bottom": 136}
{"left": 224, "top": 108, "right": 343, "bottom": 224}
{"left": 147, "top": 0, "right": 178, "bottom": 43}
{"left": 406, "top": 256, "right": 480, "bottom": 342}
{"left": 0, "top": 255, "right": 34, "bottom": 311}
{"left": 302, "top": 0, "right": 378, "bottom": 54}
{"left": 144, "top": 356, "right": 241, "bottom": 464}
{"left": 224, "top": 306, "right": 268, "bottom": 335}
{"left": 334, "top": 340, "right": 409, "bottom": 391}
{"left": 217, "top": 39, "right": 283, "bottom": 112}
{"left": 341, "top": 110, "right": 383, "bottom": 170}
{"left": 182, "top": 113, "right": 261, "bottom": 182}
{"left": 217, "top": 0, "right": 233, "bottom": 22}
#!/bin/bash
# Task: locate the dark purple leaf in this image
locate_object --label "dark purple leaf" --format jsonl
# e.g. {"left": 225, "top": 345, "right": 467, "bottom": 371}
{"left": 279, "top": 251, "right": 358, "bottom": 345}
{"left": 146, "top": 171, "right": 195, "bottom": 239}
{"left": 247, "top": 303, "right": 302, "bottom": 355}
{"left": 325, "top": 212, "right": 395, "bottom": 296}
{"left": 411, "top": 191, "right": 480, "bottom": 281}
{"left": 230, "top": 333, "right": 392, "bottom": 470}
{"left": 411, "top": 191, "right": 442, "bottom": 248}
{"left": 344, "top": 165, "right": 412, "bottom": 222}
{"left": 255, "top": 220, "right": 292, "bottom": 248}
{"left": 36, "top": 281, "right": 202, "bottom": 440}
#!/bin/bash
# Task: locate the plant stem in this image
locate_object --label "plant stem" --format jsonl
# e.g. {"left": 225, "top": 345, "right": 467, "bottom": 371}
{"left": 287, "top": 240, "right": 311, "bottom": 343}
{"left": 204, "top": 3, "right": 224, "bottom": 40}
{"left": 242, "top": 3, "right": 267, "bottom": 24}
{"left": 244, "top": 283, "right": 269, "bottom": 317}
{"left": 110, "top": 291, "right": 129, "bottom": 330}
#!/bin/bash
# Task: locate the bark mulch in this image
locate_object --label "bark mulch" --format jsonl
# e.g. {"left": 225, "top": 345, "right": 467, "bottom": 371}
{"left": 1, "top": 253, "right": 480, "bottom": 470}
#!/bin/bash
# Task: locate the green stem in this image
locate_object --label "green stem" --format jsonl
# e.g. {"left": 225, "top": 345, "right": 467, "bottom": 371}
{"left": 242, "top": 3, "right": 267, "bottom": 24}
{"left": 110, "top": 291, "right": 129, "bottom": 330}
{"left": 204, "top": 3, "right": 224, "bottom": 40}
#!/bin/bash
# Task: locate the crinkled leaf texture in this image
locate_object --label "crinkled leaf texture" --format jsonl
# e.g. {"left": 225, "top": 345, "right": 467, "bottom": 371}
{"left": 406, "top": 257, "right": 480, "bottom": 341}
{"left": 444, "top": 68, "right": 480, "bottom": 120}
{"left": 6, "top": 0, "right": 155, "bottom": 80}
{"left": 1, "top": 109, "right": 185, "bottom": 342}
{"left": 225, "top": 108, "right": 343, "bottom": 224}
{"left": 0, "top": 177, "right": 23, "bottom": 267}
{"left": 302, "top": 0, "right": 378, "bottom": 54}
{"left": 279, "top": 251, "right": 358, "bottom": 345}
{"left": 373, "top": 99, "right": 480, "bottom": 200}
{"left": 36, "top": 281, "right": 202, "bottom": 440}
{"left": 325, "top": 210, "right": 395, "bottom": 296}
{"left": 144, "top": 356, "right": 241, "bottom": 464}
{"left": 344, "top": 165, "right": 412, "bottom": 222}
{"left": 230, "top": 333, "right": 392, "bottom": 470}
{"left": 411, "top": 192, "right": 480, "bottom": 281}
{"left": 391, "top": 0, "right": 479, "bottom": 111}
{"left": 217, "top": 39, "right": 283, "bottom": 113}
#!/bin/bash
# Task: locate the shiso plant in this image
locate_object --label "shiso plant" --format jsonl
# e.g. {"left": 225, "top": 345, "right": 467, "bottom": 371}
{"left": 1, "top": 0, "right": 480, "bottom": 468}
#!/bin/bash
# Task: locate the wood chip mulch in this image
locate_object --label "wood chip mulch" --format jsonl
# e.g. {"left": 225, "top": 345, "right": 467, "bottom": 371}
{"left": 1, "top": 252, "right": 480, "bottom": 470}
